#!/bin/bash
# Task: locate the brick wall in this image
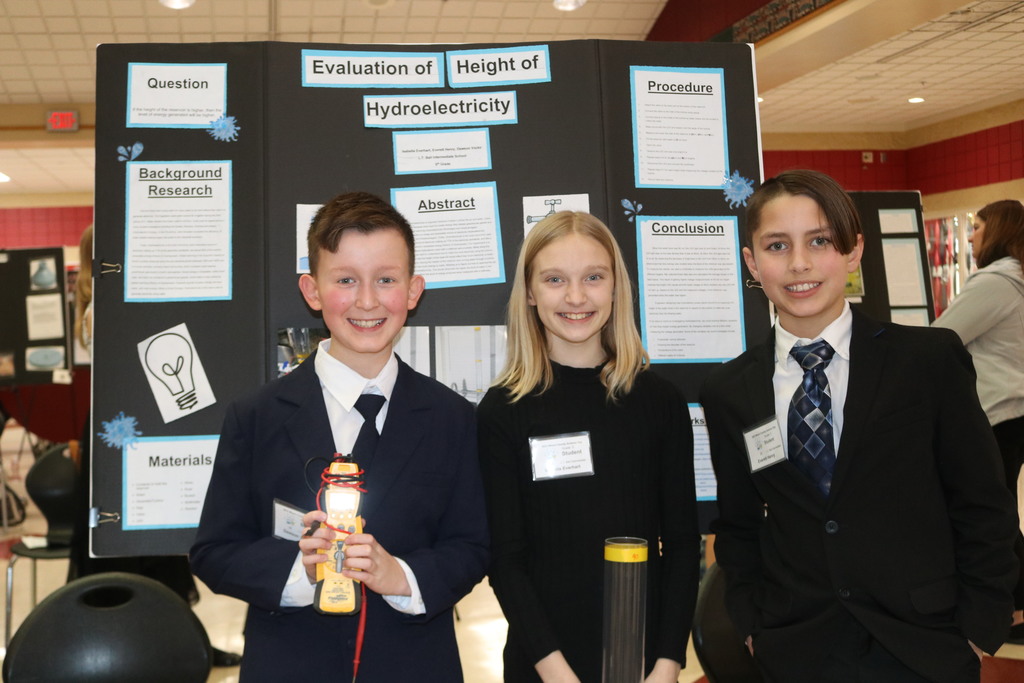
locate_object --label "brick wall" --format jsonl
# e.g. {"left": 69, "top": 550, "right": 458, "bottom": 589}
{"left": 0, "top": 205, "right": 92, "bottom": 249}
{"left": 763, "top": 120, "right": 1024, "bottom": 193}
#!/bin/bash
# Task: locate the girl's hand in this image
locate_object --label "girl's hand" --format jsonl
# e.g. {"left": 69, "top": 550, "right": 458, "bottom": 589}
{"left": 534, "top": 650, "right": 581, "bottom": 683}
{"left": 644, "top": 657, "right": 681, "bottom": 683}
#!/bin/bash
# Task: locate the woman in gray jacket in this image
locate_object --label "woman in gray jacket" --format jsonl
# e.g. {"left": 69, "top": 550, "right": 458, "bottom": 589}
{"left": 935, "top": 199, "right": 1024, "bottom": 643}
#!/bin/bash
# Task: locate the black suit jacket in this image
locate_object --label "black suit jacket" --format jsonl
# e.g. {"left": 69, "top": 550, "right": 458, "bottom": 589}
{"left": 700, "top": 309, "right": 1018, "bottom": 682}
{"left": 190, "top": 353, "right": 489, "bottom": 682}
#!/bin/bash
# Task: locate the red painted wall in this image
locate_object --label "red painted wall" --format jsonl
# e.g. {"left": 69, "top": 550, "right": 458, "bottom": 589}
{"left": 763, "top": 149, "right": 909, "bottom": 191}
{"left": 908, "top": 120, "right": 1024, "bottom": 195}
{"left": 0, "top": 205, "right": 92, "bottom": 250}
{"left": 763, "top": 119, "right": 1024, "bottom": 193}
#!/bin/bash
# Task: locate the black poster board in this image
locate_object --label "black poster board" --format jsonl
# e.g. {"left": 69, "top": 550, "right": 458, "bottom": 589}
{"left": 92, "top": 39, "right": 768, "bottom": 556}
{"left": 0, "top": 247, "right": 71, "bottom": 386}
{"left": 849, "top": 191, "right": 934, "bottom": 325}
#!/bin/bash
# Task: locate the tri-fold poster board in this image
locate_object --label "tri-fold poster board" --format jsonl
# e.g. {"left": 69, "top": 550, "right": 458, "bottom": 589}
{"left": 90, "top": 38, "right": 930, "bottom": 556}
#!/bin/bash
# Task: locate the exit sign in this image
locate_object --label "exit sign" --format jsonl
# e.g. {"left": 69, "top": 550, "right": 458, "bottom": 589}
{"left": 46, "top": 110, "right": 79, "bottom": 132}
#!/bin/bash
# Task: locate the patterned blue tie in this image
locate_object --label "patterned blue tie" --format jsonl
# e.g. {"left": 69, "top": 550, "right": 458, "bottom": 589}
{"left": 352, "top": 394, "right": 385, "bottom": 468}
{"left": 788, "top": 340, "right": 836, "bottom": 497}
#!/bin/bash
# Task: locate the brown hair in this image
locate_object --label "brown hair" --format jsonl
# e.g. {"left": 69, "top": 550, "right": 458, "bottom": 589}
{"left": 494, "top": 211, "right": 648, "bottom": 402}
{"left": 74, "top": 224, "right": 93, "bottom": 348}
{"left": 975, "top": 199, "right": 1024, "bottom": 273}
{"left": 307, "top": 191, "right": 415, "bottom": 275}
{"left": 744, "top": 169, "right": 861, "bottom": 254}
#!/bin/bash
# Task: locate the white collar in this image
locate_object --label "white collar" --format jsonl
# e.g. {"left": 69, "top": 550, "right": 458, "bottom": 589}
{"left": 313, "top": 339, "right": 398, "bottom": 410}
{"left": 774, "top": 300, "right": 853, "bottom": 365}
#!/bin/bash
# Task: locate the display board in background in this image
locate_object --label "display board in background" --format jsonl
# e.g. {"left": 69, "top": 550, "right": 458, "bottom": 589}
{"left": 0, "top": 247, "right": 71, "bottom": 387}
{"left": 849, "top": 191, "right": 934, "bottom": 327}
{"left": 92, "top": 38, "right": 769, "bottom": 556}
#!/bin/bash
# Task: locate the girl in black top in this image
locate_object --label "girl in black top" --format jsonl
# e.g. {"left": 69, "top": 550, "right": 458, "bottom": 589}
{"left": 477, "top": 211, "right": 700, "bottom": 682}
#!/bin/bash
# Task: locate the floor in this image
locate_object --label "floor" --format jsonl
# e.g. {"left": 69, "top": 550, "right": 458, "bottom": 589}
{"left": 1, "top": 419, "right": 1021, "bottom": 682}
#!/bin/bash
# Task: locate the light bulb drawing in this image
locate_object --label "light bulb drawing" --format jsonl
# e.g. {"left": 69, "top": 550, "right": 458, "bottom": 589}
{"left": 144, "top": 332, "right": 198, "bottom": 411}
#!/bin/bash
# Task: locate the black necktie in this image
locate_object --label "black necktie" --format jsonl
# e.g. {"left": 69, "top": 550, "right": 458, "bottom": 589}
{"left": 788, "top": 340, "right": 836, "bottom": 497}
{"left": 352, "top": 394, "right": 385, "bottom": 468}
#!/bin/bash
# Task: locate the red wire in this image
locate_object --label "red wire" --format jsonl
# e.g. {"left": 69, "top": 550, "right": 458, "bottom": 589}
{"left": 353, "top": 582, "right": 367, "bottom": 682}
{"left": 314, "top": 454, "right": 368, "bottom": 681}
{"left": 315, "top": 460, "right": 366, "bottom": 534}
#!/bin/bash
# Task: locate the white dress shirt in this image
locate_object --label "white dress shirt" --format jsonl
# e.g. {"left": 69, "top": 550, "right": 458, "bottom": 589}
{"left": 772, "top": 301, "right": 853, "bottom": 459}
{"left": 280, "top": 339, "right": 425, "bottom": 614}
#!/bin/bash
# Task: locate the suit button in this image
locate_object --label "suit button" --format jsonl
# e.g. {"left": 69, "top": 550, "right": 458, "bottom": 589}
{"left": 838, "top": 588, "right": 851, "bottom": 599}
{"left": 825, "top": 520, "right": 839, "bottom": 534}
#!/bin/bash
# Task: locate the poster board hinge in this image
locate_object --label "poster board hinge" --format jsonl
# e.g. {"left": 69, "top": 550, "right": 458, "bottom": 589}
{"left": 89, "top": 507, "right": 121, "bottom": 528}
{"left": 96, "top": 259, "right": 122, "bottom": 277}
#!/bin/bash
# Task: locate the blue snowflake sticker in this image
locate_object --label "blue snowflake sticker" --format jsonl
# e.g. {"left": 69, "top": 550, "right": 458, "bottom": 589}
{"left": 723, "top": 170, "right": 754, "bottom": 209}
{"left": 117, "top": 142, "right": 144, "bottom": 162}
{"left": 207, "top": 115, "right": 240, "bottom": 142}
{"left": 98, "top": 411, "right": 142, "bottom": 449}
{"left": 621, "top": 198, "right": 643, "bottom": 223}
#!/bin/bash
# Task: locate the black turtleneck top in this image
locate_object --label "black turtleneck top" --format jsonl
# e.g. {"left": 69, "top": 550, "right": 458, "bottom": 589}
{"left": 477, "top": 362, "right": 700, "bottom": 682}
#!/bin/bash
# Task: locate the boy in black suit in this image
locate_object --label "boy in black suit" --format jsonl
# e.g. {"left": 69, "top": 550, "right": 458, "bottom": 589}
{"left": 191, "top": 191, "right": 489, "bottom": 682}
{"left": 700, "top": 170, "right": 1018, "bottom": 682}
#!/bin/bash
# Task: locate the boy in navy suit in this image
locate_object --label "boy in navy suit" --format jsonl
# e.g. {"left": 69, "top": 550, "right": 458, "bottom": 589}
{"left": 191, "top": 191, "right": 489, "bottom": 682}
{"left": 701, "top": 170, "right": 1018, "bottom": 682}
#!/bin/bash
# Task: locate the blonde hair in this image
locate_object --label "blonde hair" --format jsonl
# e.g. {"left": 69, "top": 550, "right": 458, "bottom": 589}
{"left": 74, "top": 224, "right": 93, "bottom": 348}
{"left": 495, "top": 211, "right": 648, "bottom": 402}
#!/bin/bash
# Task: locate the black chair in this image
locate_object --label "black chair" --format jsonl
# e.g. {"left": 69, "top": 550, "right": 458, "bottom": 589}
{"left": 3, "top": 572, "right": 212, "bottom": 682}
{"left": 4, "top": 442, "right": 76, "bottom": 646}
{"left": 692, "top": 562, "right": 764, "bottom": 683}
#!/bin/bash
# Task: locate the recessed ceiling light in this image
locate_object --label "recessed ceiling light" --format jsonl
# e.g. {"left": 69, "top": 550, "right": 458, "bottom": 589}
{"left": 0, "top": 171, "right": 10, "bottom": 183}
{"left": 159, "top": 0, "right": 196, "bottom": 9}
{"left": 908, "top": 97, "right": 925, "bottom": 104}
{"left": 553, "top": 0, "right": 587, "bottom": 10}
{"left": 757, "top": 97, "right": 764, "bottom": 103}
{"left": 364, "top": 0, "right": 395, "bottom": 7}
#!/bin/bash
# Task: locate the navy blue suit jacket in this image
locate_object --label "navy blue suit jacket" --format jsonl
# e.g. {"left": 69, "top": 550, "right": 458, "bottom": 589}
{"left": 700, "top": 310, "right": 1018, "bottom": 683}
{"left": 190, "top": 353, "right": 489, "bottom": 682}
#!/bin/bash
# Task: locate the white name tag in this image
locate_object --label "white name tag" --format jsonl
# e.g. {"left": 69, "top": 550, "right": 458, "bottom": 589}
{"left": 529, "top": 432, "right": 595, "bottom": 481}
{"left": 272, "top": 498, "right": 307, "bottom": 541}
{"left": 742, "top": 417, "right": 787, "bottom": 472}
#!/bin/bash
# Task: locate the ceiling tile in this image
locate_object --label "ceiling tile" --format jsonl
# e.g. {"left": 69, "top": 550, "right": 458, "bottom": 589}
{"left": 3, "top": 0, "right": 1022, "bottom": 194}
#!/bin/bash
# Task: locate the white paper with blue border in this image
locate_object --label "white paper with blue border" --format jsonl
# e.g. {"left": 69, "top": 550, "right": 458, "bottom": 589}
{"left": 127, "top": 63, "right": 227, "bottom": 128}
{"left": 391, "top": 182, "right": 505, "bottom": 289}
{"left": 300, "top": 49, "right": 445, "bottom": 89}
{"left": 434, "top": 325, "right": 507, "bottom": 405}
{"left": 446, "top": 45, "right": 551, "bottom": 88}
{"left": 637, "top": 216, "right": 745, "bottom": 362}
{"left": 690, "top": 403, "right": 717, "bottom": 501}
{"left": 295, "top": 203, "right": 320, "bottom": 274}
{"left": 125, "top": 160, "right": 232, "bottom": 302}
{"left": 630, "top": 66, "right": 728, "bottom": 189}
{"left": 364, "top": 91, "right": 518, "bottom": 128}
{"left": 878, "top": 208, "right": 919, "bottom": 234}
{"left": 882, "top": 238, "right": 928, "bottom": 306}
{"left": 393, "top": 128, "right": 492, "bottom": 175}
{"left": 522, "top": 194, "right": 590, "bottom": 236}
{"left": 122, "top": 435, "right": 218, "bottom": 530}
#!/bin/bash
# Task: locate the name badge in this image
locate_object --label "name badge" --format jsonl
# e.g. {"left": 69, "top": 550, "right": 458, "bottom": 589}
{"left": 742, "top": 417, "right": 787, "bottom": 473}
{"left": 529, "top": 432, "right": 595, "bottom": 481}
{"left": 272, "top": 498, "right": 307, "bottom": 541}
